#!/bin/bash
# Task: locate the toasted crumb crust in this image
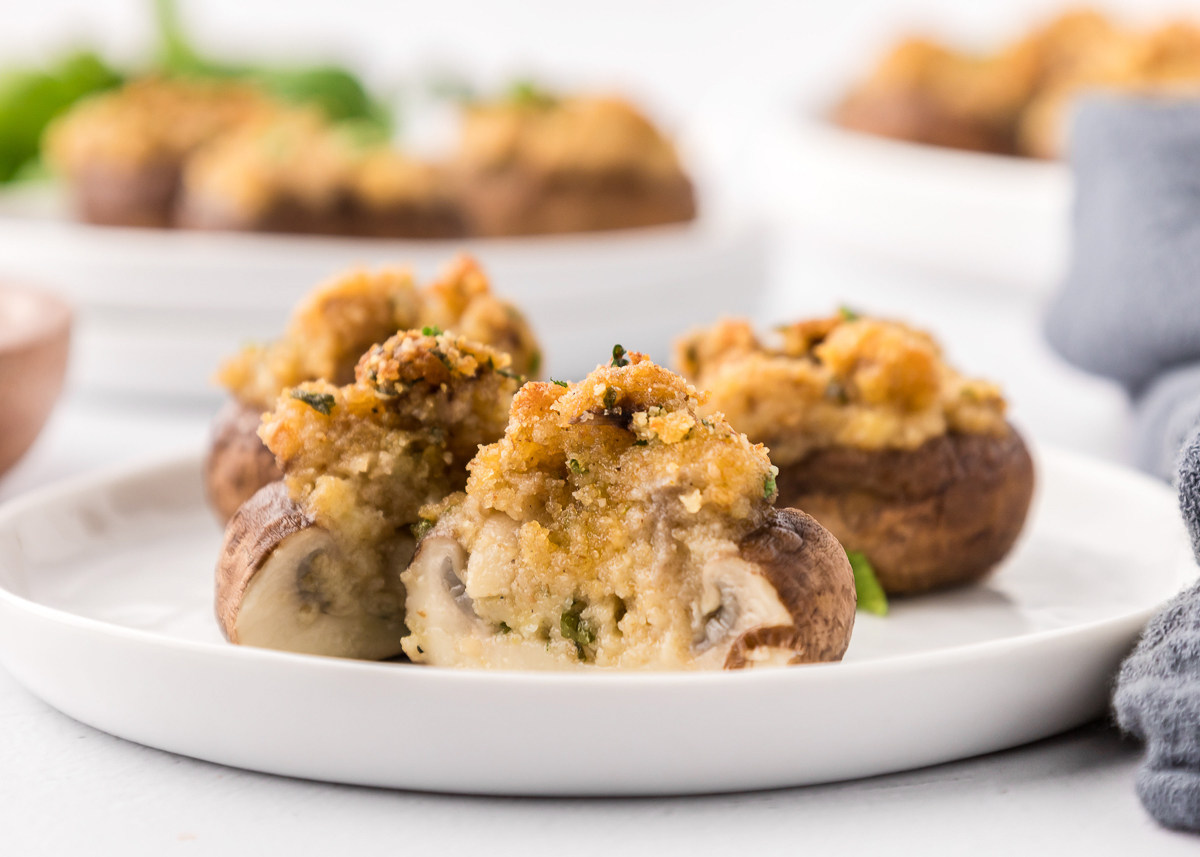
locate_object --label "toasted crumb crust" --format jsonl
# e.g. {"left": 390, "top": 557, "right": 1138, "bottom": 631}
{"left": 258, "top": 330, "right": 518, "bottom": 599}
{"left": 404, "top": 351, "right": 787, "bottom": 668}
{"left": 216, "top": 255, "right": 540, "bottom": 411}
{"left": 674, "top": 315, "right": 1007, "bottom": 463}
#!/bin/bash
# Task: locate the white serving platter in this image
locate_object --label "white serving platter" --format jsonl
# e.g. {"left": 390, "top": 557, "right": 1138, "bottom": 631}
{"left": 0, "top": 186, "right": 766, "bottom": 398}
{"left": 759, "top": 113, "right": 1071, "bottom": 294}
{"left": 0, "top": 445, "right": 1190, "bottom": 795}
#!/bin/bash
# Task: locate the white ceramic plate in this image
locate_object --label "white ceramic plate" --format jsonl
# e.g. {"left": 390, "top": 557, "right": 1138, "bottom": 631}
{"left": 0, "top": 446, "right": 1191, "bottom": 795}
{"left": 758, "top": 113, "right": 1071, "bottom": 294}
{"left": 0, "top": 186, "right": 766, "bottom": 398}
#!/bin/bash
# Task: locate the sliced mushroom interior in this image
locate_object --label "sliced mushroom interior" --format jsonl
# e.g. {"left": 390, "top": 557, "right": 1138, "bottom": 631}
{"left": 216, "top": 483, "right": 408, "bottom": 660}
{"left": 402, "top": 530, "right": 569, "bottom": 670}
{"left": 691, "top": 556, "right": 795, "bottom": 667}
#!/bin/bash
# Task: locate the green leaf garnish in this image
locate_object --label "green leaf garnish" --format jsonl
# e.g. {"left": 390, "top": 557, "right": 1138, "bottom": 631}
{"left": 552, "top": 379, "right": 569, "bottom": 388}
{"left": 495, "top": 621, "right": 512, "bottom": 635}
{"left": 410, "top": 518, "right": 435, "bottom": 541}
{"left": 847, "top": 550, "right": 888, "bottom": 616}
{"left": 290, "top": 389, "right": 335, "bottom": 415}
{"left": 838, "top": 306, "right": 860, "bottom": 322}
{"left": 763, "top": 467, "right": 778, "bottom": 500}
{"left": 610, "top": 344, "right": 629, "bottom": 367}
{"left": 498, "top": 368, "right": 525, "bottom": 384}
{"left": 825, "top": 380, "right": 850, "bottom": 404}
{"left": 560, "top": 600, "right": 594, "bottom": 659}
{"left": 422, "top": 325, "right": 442, "bottom": 336}
{"left": 568, "top": 458, "right": 587, "bottom": 475}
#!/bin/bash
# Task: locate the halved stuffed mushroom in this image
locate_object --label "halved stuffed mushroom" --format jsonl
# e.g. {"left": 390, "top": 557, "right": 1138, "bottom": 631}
{"left": 675, "top": 314, "right": 1035, "bottom": 596}
{"left": 206, "top": 255, "right": 540, "bottom": 521}
{"left": 215, "top": 330, "right": 520, "bottom": 659}
{"left": 401, "top": 349, "right": 855, "bottom": 670}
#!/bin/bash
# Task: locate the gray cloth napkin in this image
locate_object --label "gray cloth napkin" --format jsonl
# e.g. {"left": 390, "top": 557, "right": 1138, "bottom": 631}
{"left": 1133, "top": 362, "right": 1200, "bottom": 481}
{"left": 1046, "top": 95, "right": 1200, "bottom": 394}
{"left": 1050, "top": 95, "right": 1200, "bottom": 831}
{"left": 1114, "top": 428, "right": 1200, "bottom": 832}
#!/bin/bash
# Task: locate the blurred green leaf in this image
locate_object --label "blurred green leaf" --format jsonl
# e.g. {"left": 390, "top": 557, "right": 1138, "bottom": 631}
{"left": 507, "top": 78, "right": 557, "bottom": 109}
{"left": 847, "top": 550, "right": 889, "bottom": 616}
{"left": 153, "top": 0, "right": 392, "bottom": 134}
{"left": 0, "top": 51, "right": 123, "bottom": 183}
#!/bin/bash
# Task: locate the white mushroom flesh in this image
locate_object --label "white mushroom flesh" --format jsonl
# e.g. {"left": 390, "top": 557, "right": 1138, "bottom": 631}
{"left": 236, "top": 527, "right": 408, "bottom": 660}
{"left": 403, "top": 533, "right": 569, "bottom": 669}
{"left": 402, "top": 520, "right": 798, "bottom": 670}
{"left": 689, "top": 556, "right": 794, "bottom": 669}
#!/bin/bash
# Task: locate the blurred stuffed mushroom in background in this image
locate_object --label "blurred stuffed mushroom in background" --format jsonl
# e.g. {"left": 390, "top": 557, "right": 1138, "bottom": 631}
{"left": 453, "top": 83, "right": 697, "bottom": 235}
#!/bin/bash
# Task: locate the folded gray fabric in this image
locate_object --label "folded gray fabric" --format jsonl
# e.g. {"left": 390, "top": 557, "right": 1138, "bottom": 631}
{"left": 1133, "top": 362, "right": 1200, "bottom": 481}
{"left": 1114, "top": 427, "right": 1200, "bottom": 832}
{"left": 1045, "top": 96, "right": 1200, "bottom": 394}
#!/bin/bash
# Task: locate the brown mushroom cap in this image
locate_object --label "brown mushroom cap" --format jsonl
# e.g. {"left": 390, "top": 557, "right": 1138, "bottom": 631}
{"left": 776, "top": 426, "right": 1035, "bottom": 595}
{"left": 216, "top": 482, "right": 408, "bottom": 660}
{"left": 458, "top": 167, "right": 696, "bottom": 236}
{"left": 205, "top": 398, "right": 282, "bottom": 523}
{"left": 728, "top": 507, "right": 857, "bottom": 668}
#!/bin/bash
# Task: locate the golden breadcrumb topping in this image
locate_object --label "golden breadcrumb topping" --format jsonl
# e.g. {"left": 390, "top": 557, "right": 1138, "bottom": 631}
{"left": 403, "top": 351, "right": 778, "bottom": 668}
{"left": 674, "top": 315, "right": 1007, "bottom": 464}
{"left": 258, "top": 330, "right": 519, "bottom": 596}
{"left": 45, "top": 76, "right": 270, "bottom": 172}
{"left": 459, "top": 94, "right": 684, "bottom": 177}
{"left": 181, "top": 108, "right": 455, "bottom": 217}
{"left": 216, "top": 255, "right": 540, "bottom": 410}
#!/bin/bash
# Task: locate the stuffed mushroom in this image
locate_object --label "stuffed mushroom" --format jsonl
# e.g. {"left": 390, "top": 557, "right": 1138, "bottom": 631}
{"left": 177, "top": 108, "right": 466, "bottom": 238}
{"left": 44, "top": 77, "right": 270, "bottom": 226}
{"left": 455, "top": 85, "right": 696, "bottom": 236}
{"left": 401, "top": 349, "right": 855, "bottom": 670}
{"left": 675, "top": 314, "right": 1034, "bottom": 596}
{"left": 215, "top": 329, "right": 521, "bottom": 658}
{"left": 835, "top": 10, "right": 1200, "bottom": 159}
{"left": 206, "top": 255, "right": 540, "bottom": 521}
